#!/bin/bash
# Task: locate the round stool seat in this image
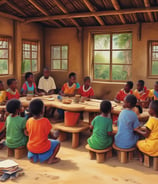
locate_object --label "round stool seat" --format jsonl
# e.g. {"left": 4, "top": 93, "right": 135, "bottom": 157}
{"left": 85, "top": 144, "right": 112, "bottom": 153}
{"left": 112, "top": 143, "right": 136, "bottom": 152}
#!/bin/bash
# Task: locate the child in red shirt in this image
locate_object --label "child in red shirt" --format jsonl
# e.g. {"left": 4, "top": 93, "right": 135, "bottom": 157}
{"left": 79, "top": 76, "right": 94, "bottom": 98}
{"left": 6, "top": 79, "right": 20, "bottom": 100}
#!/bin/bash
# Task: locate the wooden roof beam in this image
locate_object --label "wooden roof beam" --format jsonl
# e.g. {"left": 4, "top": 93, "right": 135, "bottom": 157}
{"left": 6, "top": 1, "right": 26, "bottom": 16}
{"left": 53, "top": 0, "right": 81, "bottom": 29}
{"left": 0, "top": 0, "right": 7, "bottom": 6}
{"left": 83, "top": 0, "right": 104, "bottom": 26}
{"left": 144, "top": 0, "right": 154, "bottom": 22}
{"left": 111, "top": 0, "right": 126, "bottom": 24}
{"left": 25, "top": 7, "right": 158, "bottom": 23}
{"left": 0, "top": 11, "right": 24, "bottom": 21}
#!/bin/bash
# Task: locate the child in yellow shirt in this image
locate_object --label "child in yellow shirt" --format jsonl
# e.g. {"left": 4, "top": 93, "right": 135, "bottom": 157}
{"left": 135, "top": 100, "right": 158, "bottom": 161}
{"left": 148, "top": 81, "right": 158, "bottom": 100}
{"left": 0, "top": 81, "right": 6, "bottom": 104}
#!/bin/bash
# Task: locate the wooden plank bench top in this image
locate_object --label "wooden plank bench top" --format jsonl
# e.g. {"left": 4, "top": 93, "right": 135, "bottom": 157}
{"left": 53, "top": 122, "right": 89, "bottom": 133}
{"left": 85, "top": 144, "right": 112, "bottom": 153}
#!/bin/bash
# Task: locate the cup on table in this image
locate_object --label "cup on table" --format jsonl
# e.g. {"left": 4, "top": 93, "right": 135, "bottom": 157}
{"left": 26, "top": 94, "right": 33, "bottom": 101}
{"left": 74, "top": 94, "right": 81, "bottom": 103}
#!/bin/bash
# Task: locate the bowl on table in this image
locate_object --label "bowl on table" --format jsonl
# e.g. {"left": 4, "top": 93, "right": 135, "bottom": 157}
{"left": 62, "top": 99, "right": 72, "bottom": 104}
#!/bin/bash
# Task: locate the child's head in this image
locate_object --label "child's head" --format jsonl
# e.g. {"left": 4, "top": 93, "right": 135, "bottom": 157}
{"left": 124, "top": 81, "right": 133, "bottom": 93}
{"left": 124, "top": 94, "right": 137, "bottom": 108}
{"left": 84, "top": 76, "right": 91, "bottom": 88}
{"left": 137, "top": 80, "right": 144, "bottom": 91}
{"left": 154, "top": 81, "right": 158, "bottom": 92}
{"left": 149, "top": 100, "right": 158, "bottom": 117}
{"left": 68, "top": 72, "right": 76, "bottom": 84}
{"left": 0, "top": 80, "right": 4, "bottom": 91}
{"left": 6, "top": 99, "right": 21, "bottom": 114}
{"left": 43, "top": 67, "right": 50, "bottom": 79}
{"left": 100, "top": 100, "right": 112, "bottom": 114}
{"left": 133, "top": 105, "right": 143, "bottom": 115}
{"left": 25, "top": 72, "right": 34, "bottom": 83}
{"left": 29, "top": 99, "right": 44, "bottom": 116}
{"left": 7, "top": 79, "right": 17, "bottom": 90}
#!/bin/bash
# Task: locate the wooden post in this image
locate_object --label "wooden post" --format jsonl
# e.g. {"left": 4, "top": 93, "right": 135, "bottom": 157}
{"left": 58, "top": 131, "right": 67, "bottom": 142}
{"left": 144, "top": 155, "right": 150, "bottom": 167}
{"left": 106, "top": 150, "right": 112, "bottom": 160}
{"left": 14, "top": 147, "right": 27, "bottom": 159}
{"left": 72, "top": 133, "right": 79, "bottom": 148}
{"left": 153, "top": 157, "right": 158, "bottom": 171}
{"left": 13, "top": 21, "right": 22, "bottom": 89}
{"left": 120, "top": 152, "right": 127, "bottom": 163}
{"left": 96, "top": 153, "right": 105, "bottom": 163}
{"left": 128, "top": 151, "right": 134, "bottom": 161}
{"left": 7, "top": 148, "right": 14, "bottom": 157}
{"left": 89, "top": 151, "right": 96, "bottom": 160}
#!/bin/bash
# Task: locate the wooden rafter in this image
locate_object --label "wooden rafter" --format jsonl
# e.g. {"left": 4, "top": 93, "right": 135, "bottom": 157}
{"left": 28, "top": 0, "right": 61, "bottom": 27}
{"left": 0, "top": 0, "right": 7, "bottom": 6}
{"left": 0, "top": 11, "right": 24, "bottom": 21}
{"left": 111, "top": 0, "right": 126, "bottom": 24}
{"left": 144, "top": 0, "right": 154, "bottom": 22}
{"left": 83, "top": 0, "right": 104, "bottom": 26}
{"left": 25, "top": 7, "right": 158, "bottom": 23}
{"left": 54, "top": 0, "right": 80, "bottom": 29}
{"left": 6, "top": 1, "right": 26, "bottom": 16}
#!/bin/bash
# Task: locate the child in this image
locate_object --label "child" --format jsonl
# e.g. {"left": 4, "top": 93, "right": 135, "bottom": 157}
{"left": 26, "top": 99, "right": 60, "bottom": 164}
{"left": 88, "top": 100, "right": 113, "bottom": 150}
{"left": 114, "top": 81, "right": 133, "bottom": 103}
{"left": 135, "top": 100, "right": 158, "bottom": 159}
{"left": 21, "top": 72, "right": 40, "bottom": 96}
{"left": 148, "top": 81, "right": 158, "bottom": 100}
{"left": 78, "top": 76, "right": 94, "bottom": 98}
{"left": 0, "top": 81, "right": 6, "bottom": 104}
{"left": 6, "top": 79, "right": 20, "bottom": 100}
{"left": 59, "top": 72, "right": 80, "bottom": 97}
{"left": 133, "top": 80, "right": 149, "bottom": 101}
{"left": 114, "top": 94, "right": 140, "bottom": 149}
{"left": 5, "top": 99, "right": 27, "bottom": 149}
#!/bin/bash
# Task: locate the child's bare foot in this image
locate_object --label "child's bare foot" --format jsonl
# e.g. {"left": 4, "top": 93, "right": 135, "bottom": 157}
{"left": 47, "top": 157, "right": 60, "bottom": 164}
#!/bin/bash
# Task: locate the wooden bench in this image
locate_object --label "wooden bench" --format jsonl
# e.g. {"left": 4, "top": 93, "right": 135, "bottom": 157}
{"left": 112, "top": 143, "right": 136, "bottom": 163}
{"left": 85, "top": 144, "right": 112, "bottom": 163}
{"left": 7, "top": 146, "right": 27, "bottom": 159}
{"left": 143, "top": 154, "right": 158, "bottom": 171}
{"left": 53, "top": 121, "right": 89, "bottom": 148}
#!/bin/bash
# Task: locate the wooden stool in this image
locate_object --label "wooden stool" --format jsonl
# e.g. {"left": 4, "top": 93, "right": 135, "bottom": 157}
{"left": 85, "top": 144, "right": 112, "bottom": 163}
{"left": 112, "top": 143, "right": 136, "bottom": 163}
{"left": 7, "top": 146, "right": 27, "bottom": 159}
{"left": 143, "top": 154, "right": 158, "bottom": 171}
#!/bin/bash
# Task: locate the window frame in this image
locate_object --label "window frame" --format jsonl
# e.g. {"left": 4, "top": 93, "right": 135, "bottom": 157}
{"left": 50, "top": 44, "right": 69, "bottom": 71}
{"left": 22, "top": 39, "right": 40, "bottom": 74}
{"left": 147, "top": 40, "right": 158, "bottom": 78}
{"left": 0, "top": 36, "right": 12, "bottom": 76}
{"left": 91, "top": 31, "right": 133, "bottom": 82}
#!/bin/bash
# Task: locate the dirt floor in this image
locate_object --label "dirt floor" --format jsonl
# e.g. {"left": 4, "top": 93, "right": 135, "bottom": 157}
{"left": 0, "top": 131, "right": 158, "bottom": 184}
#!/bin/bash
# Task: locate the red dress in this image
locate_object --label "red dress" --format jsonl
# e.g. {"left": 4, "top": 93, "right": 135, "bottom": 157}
{"left": 6, "top": 88, "right": 20, "bottom": 100}
{"left": 78, "top": 85, "right": 94, "bottom": 98}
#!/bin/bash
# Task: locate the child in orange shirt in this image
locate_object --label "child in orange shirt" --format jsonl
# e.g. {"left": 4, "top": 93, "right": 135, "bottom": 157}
{"left": 6, "top": 79, "right": 20, "bottom": 100}
{"left": 26, "top": 99, "right": 60, "bottom": 164}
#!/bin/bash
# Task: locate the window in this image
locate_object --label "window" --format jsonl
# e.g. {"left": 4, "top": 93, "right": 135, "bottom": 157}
{"left": 0, "top": 37, "right": 10, "bottom": 75}
{"left": 22, "top": 40, "right": 39, "bottom": 73}
{"left": 51, "top": 45, "right": 68, "bottom": 70}
{"left": 93, "top": 33, "right": 132, "bottom": 81}
{"left": 148, "top": 41, "right": 158, "bottom": 77}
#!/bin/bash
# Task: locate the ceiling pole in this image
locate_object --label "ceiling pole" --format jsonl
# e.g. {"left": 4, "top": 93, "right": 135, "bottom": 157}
{"left": 144, "top": 0, "right": 154, "bottom": 22}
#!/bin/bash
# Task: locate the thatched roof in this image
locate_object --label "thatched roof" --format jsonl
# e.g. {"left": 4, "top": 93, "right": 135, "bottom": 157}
{"left": 0, "top": 0, "right": 158, "bottom": 28}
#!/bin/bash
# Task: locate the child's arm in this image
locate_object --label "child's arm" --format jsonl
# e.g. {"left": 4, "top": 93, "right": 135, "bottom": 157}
{"left": 24, "top": 128, "right": 28, "bottom": 136}
{"left": 89, "top": 125, "right": 93, "bottom": 132}
{"left": 134, "top": 126, "right": 151, "bottom": 138}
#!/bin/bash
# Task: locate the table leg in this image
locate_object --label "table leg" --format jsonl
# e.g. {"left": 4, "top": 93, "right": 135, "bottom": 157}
{"left": 72, "top": 133, "right": 79, "bottom": 148}
{"left": 83, "top": 112, "right": 89, "bottom": 123}
{"left": 59, "top": 131, "right": 67, "bottom": 142}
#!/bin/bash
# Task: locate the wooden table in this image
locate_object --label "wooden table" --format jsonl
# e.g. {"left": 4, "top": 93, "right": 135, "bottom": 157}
{"left": 53, "top": 121, "right": 89, "bottom": 148}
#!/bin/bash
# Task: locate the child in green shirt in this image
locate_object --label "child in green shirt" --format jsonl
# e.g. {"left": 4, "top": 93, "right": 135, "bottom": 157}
{"left": 88, "top": 100, "right": 113, "bottom": 150}
{"left": 5, "top": 99, "right": 27, "bottom": 148}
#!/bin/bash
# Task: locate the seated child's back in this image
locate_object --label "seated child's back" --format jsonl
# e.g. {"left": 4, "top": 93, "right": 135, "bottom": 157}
{"left": 5, "top": 99, "right": 27, "bottom": 148}
{"left": 115, "top": 95, "right": 140, "bottom": 149}
{"left": 88, "top": 101, "right": 113, "bottom": 150}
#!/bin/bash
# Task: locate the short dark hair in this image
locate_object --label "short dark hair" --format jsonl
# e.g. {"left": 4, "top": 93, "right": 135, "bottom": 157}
{"left": 43, "top": 67, "right": 49, "bottom": 71}
{"left": 84, "top": 76, "right": 91, "bottom": 83}
{"left": 150, "top": 100, "right": 158, "bottom": 116}
{"left": 25, "top": 72, "right": 33, "bottom": 80}
{"left": 29, "top": 99, "right": 44, "bottom": 116}
{"left": 127, "top": 81, "right": 133, "bottom": 89}
{"left": 155, "top": 81, "right": 158, "bottom": 85}
{"left": 6, "top": 99, "right": 21, "bottom": 114}
{"left": 69, "top": 72, "right": 76, "bottom": 79}
{"left": 0, "top": 80, "right": 2, "bottom": 84}
{"left": 100, "top": 100, "right": 112, "bottom": 114}
{"left": 135, "top": 105, "right": 143, "bottom": 114}
{"left": 7, "top": 78, "right": 16, "bottom": 86}
{"left": 125, "top": 94, "right": 137, "bottom": 108}
{"left": 138, "top": 80, "right": 144, "bottom": 87}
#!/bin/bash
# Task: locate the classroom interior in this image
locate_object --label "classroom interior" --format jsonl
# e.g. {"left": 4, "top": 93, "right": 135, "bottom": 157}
{"left": 0, "top": 0, "right": 158, "bottom": 183}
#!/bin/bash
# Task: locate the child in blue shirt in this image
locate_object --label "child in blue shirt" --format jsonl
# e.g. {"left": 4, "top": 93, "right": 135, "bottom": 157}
{"left": 115, "top": 94, "right": 140, "bottom": 149}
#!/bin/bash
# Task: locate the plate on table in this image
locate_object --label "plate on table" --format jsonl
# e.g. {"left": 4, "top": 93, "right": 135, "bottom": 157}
{"left": 46, "top": 97, "right": 55, "bottom": 101}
